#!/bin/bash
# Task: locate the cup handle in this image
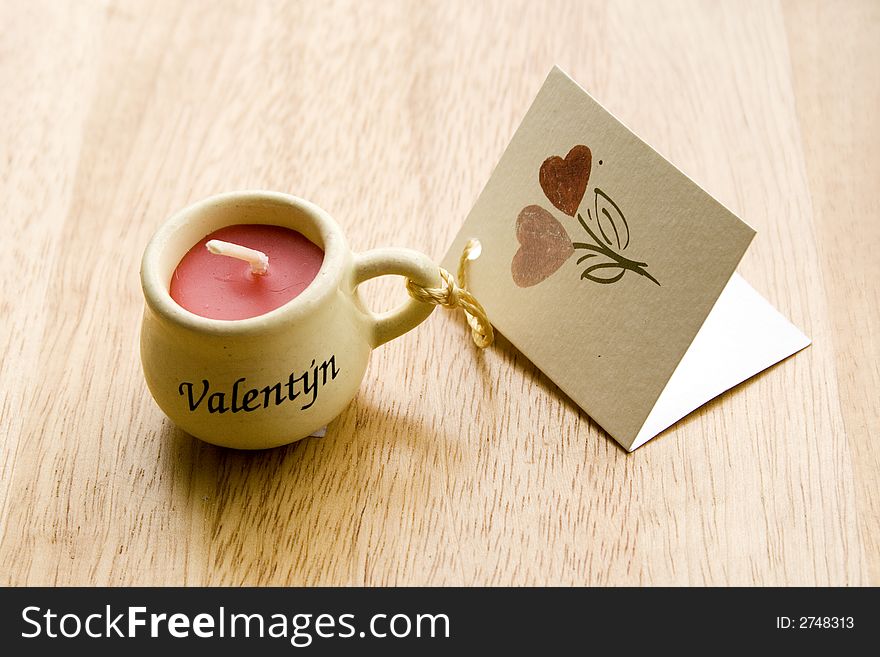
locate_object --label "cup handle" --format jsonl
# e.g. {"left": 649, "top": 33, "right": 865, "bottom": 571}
{"left": 352, "top": 247, "right": 441, "bottom": 348}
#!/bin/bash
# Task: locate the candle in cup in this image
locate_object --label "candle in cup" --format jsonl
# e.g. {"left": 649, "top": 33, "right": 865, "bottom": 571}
{"left": 170, "top": 224, "right": 324, "bottom": 320}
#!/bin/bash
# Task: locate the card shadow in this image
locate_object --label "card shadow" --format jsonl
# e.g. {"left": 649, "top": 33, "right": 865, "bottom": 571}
{"left": 450, "top": 311, "right": 806, "bottom": 454}
{"left": 645, "top": 352, "right": 804, "bottom": 446}
{"left": 446, "top": 312, "right": 626, "bottom": 454}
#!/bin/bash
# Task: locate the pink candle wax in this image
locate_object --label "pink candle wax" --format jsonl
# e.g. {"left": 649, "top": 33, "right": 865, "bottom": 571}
{"left": 170, "top": 224, "right": 324, "bottom": 320}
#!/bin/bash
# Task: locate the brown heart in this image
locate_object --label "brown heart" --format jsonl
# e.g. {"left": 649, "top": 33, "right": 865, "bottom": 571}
{"left": 511, "top": 205, "right": 574, "bottom": 287}
{"left": 539, "top": 145, "right": 592, "bottom": 216}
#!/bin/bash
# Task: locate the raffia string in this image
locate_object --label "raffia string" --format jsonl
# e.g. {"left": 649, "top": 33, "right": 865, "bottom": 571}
{"left": 406, "top": 239, "right": 494, "bottom": 348}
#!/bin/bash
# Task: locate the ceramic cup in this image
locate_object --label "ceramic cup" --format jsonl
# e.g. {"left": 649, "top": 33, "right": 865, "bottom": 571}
{"left": 140, "top": 190, "right": 440, "bottom": 449}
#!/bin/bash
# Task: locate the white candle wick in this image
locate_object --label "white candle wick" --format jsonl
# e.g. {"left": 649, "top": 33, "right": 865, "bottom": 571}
{"left": 206, "top": 239, "right": 269, "bottom": 275}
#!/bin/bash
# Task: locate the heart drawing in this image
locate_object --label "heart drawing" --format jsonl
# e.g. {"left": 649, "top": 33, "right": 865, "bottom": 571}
{"left": 512, "top": 205, "right": 574, "bottom": 288}
{"left": 539, "top": 144, "right": 591, "bottom": 216}
{"left": 511, "top": 144, "right": 660, "bottom": 288}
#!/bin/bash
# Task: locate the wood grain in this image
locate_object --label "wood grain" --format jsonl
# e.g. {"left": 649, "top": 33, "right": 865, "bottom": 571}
{"left": 0, "top": 0, "right": 876, "bottom": 585}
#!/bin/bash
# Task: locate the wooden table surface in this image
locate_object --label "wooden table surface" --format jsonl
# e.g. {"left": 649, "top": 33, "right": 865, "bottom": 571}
{"left": 1, "top": 0, "right": 877, "bottom": 586}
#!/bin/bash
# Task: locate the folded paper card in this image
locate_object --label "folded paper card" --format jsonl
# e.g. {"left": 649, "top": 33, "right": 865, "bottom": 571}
{"left": 444, "top": 66, "right": 810, "bottom": 451}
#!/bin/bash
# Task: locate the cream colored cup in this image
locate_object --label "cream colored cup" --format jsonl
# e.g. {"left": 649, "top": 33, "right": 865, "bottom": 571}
{"left": 140, "top": 191, "right": 440, "bottom": 449}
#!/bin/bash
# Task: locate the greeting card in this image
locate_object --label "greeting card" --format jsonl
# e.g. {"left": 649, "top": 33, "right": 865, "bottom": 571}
{"left": 444, "top": 67, "right": 809, "bottom": 450}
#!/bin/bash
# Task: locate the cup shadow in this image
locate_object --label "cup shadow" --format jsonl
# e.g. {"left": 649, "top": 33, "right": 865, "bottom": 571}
{"left": 162, "top": 392, "right": 459, "bottom": 585}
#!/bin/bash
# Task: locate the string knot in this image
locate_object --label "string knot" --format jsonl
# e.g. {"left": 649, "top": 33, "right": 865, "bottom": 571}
{"left": 405, "top": 239, "right": 494, "bottom": 348}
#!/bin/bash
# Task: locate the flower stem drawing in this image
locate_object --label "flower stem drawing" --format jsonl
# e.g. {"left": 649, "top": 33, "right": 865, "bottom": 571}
{"left": 511, "top": 145, "right": 660, "bottom": 288}
{"left": 573, "top": 212, "right": 659, "bottom": 286}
